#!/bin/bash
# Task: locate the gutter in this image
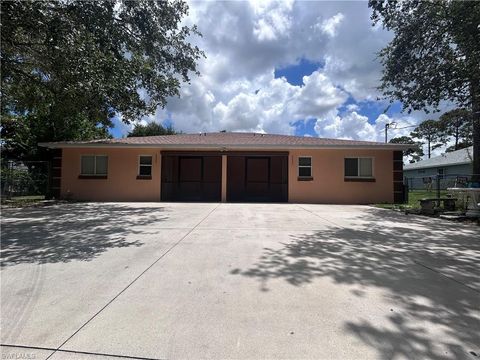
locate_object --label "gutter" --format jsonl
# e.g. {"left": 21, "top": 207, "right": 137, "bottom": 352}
{"left": 38, "top": 142, "right": 413, "bottom": 151}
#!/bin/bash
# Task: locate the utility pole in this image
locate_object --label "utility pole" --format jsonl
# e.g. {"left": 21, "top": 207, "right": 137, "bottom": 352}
{"left": 385, "top": 122, "right": 397, "bottom": 143}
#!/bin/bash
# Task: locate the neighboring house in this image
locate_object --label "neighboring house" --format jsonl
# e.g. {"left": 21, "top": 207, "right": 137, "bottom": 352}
{"left": 404, "top": 146, "right": 474, "bottom": 190}
{"left": 39, "top": 132, "right": 410, "bottom": 204}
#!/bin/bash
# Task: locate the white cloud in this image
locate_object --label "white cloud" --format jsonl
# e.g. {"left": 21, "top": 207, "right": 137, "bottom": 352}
{"left": 113, "top": 0, "right": 446, "bottom": 151}
{"left": 160, "top": 70, "right": 347, "bottom": 135}
{"left": 251, "top": 0, "right": 294, "bottom": 41}
{"left": 318, "top": 13, "right": 344, "bottom": 37}
{"left": 315, "top": 111, "right": 375, "bottom": 141}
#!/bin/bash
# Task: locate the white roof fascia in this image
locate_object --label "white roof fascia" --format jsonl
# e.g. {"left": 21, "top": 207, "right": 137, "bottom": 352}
{"left": 38, "top": 142, "right": 413, "bottom": 151}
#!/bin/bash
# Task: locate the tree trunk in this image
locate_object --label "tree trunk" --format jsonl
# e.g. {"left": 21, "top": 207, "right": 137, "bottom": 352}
{"left": 428, "top": 137, "right": 431, "bottom": 158}
{"left": 455, "top": 125, "right": 459, "bottom": 150}
{"left": 472, "top": 81, "right": 480, "bottom": 182}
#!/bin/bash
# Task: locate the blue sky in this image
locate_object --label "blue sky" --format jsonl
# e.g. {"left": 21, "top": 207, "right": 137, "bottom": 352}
{"left": 110, "top": 1, "right": 433, "bottom": 143}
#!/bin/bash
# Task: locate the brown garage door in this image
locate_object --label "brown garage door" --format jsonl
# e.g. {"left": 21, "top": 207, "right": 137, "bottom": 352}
{"left": 161, "top": 154, "right": 221, "bottom": 201}
{"left": 227, "top": 154, "right": 288, "bottom": 202}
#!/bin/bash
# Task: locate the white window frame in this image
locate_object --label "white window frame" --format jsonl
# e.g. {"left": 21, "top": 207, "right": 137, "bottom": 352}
{"left": 344, "top": 157, "right": 374, "bottom": 178}
{"left": 138, "top": 155, "right": 153, "bottom": 177}
{"left": 80, "top": 155, "right": 108, "bottom": 176}
{"left": 298, "top": 156, "right": 312, "bottom": 178}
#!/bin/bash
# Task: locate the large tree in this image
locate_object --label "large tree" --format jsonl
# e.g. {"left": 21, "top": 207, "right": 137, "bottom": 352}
{"left": 369, "top": 0, "right": 480, "bottom": 178}
{"left": 389, "top": 136, "right": 424, "bottom": 163}
{"left": 127, "top": 122, "right": 177, "bottom": 137}
{"left": 410, "top": 120, "right": 446, "bottom": 159}
{"left": 438, "top": 108, "right": 473, "bottom": 152}
{"left": 1, "top": 0, "right": 203, "bottom": 160}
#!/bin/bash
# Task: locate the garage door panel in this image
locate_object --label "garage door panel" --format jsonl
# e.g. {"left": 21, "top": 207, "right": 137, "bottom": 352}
{"left": 270, "top": 156, "right": 288, "bottom": 184}
{"left": 179, "top": 157, "right": 202, "bottom": 182}
{"left": 246, "top": 158, "right": 269, "bottom": 183}
{"left": 227, "top": 154, "right": 288, "bottom": 202}
{"left": 227, "top": 157, "right": 245, "bottom": 202}
{"left": 161, "top": 155, "right": 221, "bottom": 202}
{"left": 245, "top": 182, "right": 269, "bottom": 196}
{"left": 203, "top": 157, "right": 222, "bottom": 182}
{"left": 202, "top": 182, "right": 222, "bottom": 201}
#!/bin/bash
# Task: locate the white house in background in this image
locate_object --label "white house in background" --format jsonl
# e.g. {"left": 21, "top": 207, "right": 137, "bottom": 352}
{"left": 404, "top": 146, "right": 473, "bottom": 189}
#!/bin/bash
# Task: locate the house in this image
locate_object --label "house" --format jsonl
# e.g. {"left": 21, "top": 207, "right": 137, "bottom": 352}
{"left": 404, "top": 146, "right": 473, "bottom": 190}
{"left": 39, "top": 132, "right": 410, "bottom": 204}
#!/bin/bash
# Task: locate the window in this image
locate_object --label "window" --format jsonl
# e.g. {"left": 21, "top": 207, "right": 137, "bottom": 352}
{"left": 138, "top": 155, "right": 153, "bottom": 177}
{"left": 344, "top": 158, "right": 373, "bottom": 178}
{"left": 81, "top": 155, "right": 108, "bottom": 176}
{"left": 437, "top": 168, "right": 444, "bottom": 179}
{"left": 298, "top": 157, "right": 312, "bottom": 178}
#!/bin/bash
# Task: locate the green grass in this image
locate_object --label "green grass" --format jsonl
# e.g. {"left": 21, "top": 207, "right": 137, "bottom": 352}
{"left": 375, "top": 189, "right": 449, "bottom": 210}
{"left": 407, "top": 190, "right": 448, "bottom": 208}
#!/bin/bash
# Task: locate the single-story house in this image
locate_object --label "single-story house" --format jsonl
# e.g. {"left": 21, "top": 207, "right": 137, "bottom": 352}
{"left": 404, "top": 146, "right": 473, "bottom": 190}
{"left": 39, "top": 132, "right": 410, "bottom": 204}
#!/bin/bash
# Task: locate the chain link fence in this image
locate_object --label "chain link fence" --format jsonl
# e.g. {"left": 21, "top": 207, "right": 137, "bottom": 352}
{"left": 404, "top": 174, "right": 479, "bottom": 192}
{"left": 403, "top": 173, "right": 480, "bottom": 210}
{"left": 1, "top": 160, "right": 50, "bottom": 201}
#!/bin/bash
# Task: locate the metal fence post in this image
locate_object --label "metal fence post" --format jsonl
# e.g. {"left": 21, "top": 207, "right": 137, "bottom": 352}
{"left": 436, "top": 175, "right": 441, "bottom": 207}
{"left": 7, "top": 160, "right": 13, "bottom": 199}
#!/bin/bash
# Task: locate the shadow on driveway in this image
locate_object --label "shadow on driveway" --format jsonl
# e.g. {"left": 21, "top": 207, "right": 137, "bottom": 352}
{"left": 1, "top": 203, "right": 168, "bottom": 268}
{"left": 231, "top": 207, "right": 480, "bottom": 359}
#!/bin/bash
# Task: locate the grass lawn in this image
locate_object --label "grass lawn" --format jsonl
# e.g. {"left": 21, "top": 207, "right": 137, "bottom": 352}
{"left": 376, "top": 189, "right": 450, "bottom": 210}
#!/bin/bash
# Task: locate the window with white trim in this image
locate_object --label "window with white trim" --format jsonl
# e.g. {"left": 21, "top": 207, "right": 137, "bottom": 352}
{"left": 81, "top": 155, "right": 108, "bottom": 175}
{"left": 298, "top": 157, "right": 312, "bottom": 178}
{"left": 344, "top": 157, "right": 373, "bottom": 178}
{"left": 138, "top": 155, "right": 153, "bottom": 177}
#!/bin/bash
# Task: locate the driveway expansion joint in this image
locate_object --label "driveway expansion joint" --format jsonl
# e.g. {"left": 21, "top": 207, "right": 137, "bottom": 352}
{"left": 44, "top": 203, "right": 220, "bottom": 360}
{"left": 1, "top": 343, "right": 164, "bottom": 360}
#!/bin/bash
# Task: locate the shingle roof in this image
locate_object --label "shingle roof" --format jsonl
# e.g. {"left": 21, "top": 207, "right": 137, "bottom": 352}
{"left": 404, "top": 146, "right": 473, "bottom": 170}
{"left": 39, "top": 132, "right": 412, "bottom": 150}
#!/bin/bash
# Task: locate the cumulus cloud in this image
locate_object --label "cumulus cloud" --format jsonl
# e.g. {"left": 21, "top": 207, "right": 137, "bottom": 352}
{"left": 210, "top": 72, "right": 347, "bottom": 134}
{"left": 318, "top": 13, "right": 344, "bottom": 37}
{"left": 114, "top": 1, "right": 436, "bottom": 147}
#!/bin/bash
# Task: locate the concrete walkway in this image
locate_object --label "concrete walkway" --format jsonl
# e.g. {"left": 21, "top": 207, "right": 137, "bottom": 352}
{"left": 1, "top": 203, "right": 479, "bottom": 359}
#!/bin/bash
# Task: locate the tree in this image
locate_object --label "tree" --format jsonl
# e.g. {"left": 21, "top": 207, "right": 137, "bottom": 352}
{"left": 369, "top": 0, "right": 480, "bottom": 178}
{"left": 438, "top": 108, "right": 473, "bottom": 152}
{"left": 1, "top": 0, "right": 203, "bottom": 160}
{"left": 410, "top": 120, "right": 447, "bottom": 159}
{"left": 0, "top": 113, "right": 111, "bottom": 161}
{"left": 389, "top": 136, "right": 424, "bottom": 163}
{"left": 127, "top": 122, "right": 177, "bottom": 137}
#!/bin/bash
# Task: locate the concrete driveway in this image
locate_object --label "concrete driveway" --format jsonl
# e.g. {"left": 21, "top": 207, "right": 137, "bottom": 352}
{"left": 1, "top": 203, "right": 479, "bottom": 360}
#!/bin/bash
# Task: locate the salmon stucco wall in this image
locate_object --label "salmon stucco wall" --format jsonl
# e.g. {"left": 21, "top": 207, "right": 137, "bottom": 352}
{"left": 288, "top": 149, "right": 394, "bottom": 204}
{"left": 61, "top": 148, "right": 161, "bottom": 201}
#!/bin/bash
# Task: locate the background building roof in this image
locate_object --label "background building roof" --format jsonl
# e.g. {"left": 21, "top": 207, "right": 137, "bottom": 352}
{"left": 404, "top": 146, "right": 473, "bottom": 170}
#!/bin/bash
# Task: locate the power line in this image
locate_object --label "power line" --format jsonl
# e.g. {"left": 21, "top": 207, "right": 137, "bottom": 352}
{"left": 376, "top": 124, "right": 417, "bottom": 134}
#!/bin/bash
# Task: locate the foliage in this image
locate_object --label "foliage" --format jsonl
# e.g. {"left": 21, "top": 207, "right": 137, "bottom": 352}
{"left": 389, "top": 136, "right": 424, "bottom": 163}
{"left": 410, "top": 120, "right": 447, "bottom": 159}
{"left": 438, "top": 108, "right": 473, "bottom": 152}
{"left": 369, "top": 0, "right": 480, "bottom": 177}
{"left": 1, "top": 164, "right": 47, "bottom": 197}
{"left": 1, "top": 0, "right": 203, "bottom": 160}
{"left": 1, "top": 114, "right": 111, "bottom": 161}
{"left": 127, "top": 122, "right": 177, "bottom": 137}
